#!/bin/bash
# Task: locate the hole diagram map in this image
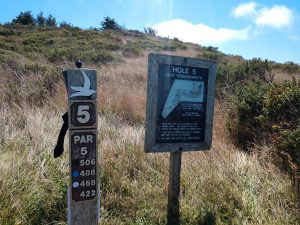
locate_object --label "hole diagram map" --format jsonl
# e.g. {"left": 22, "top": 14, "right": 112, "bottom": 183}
{"left": 155, "top": 64, "right": 209, "bottom": 143}
{"left": 161, "top": 80, "right": 204, "bottom": 118}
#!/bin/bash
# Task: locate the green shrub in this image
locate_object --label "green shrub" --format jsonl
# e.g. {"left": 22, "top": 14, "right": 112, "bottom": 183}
{"left": 199, "top": 51, "right": 223, "bottom": 62}
{"left": 227, "top": 81, "right": 270, "bottom": 148}
{"left": 92, "top": 51, "right": 119, "bottom": 64}
{"left": 281, "top": 61, "right": 300, "bottom": 74}
{"left": 162, "top": 45, "right": 176, "bottom": 51}
{"left": 122, "top": 41, "right": 142, "bottom": 58}
{"left": 172, "top": 38, "right": 187, "bottom": 50}
{"left": 47, "top": 48, "right": 65, "bottom": 62}
{"left": 216, "top": 58, "right": 274, "bottom": 99}
{"left": 227, "top": 80, "right": 300, "bottom": 171}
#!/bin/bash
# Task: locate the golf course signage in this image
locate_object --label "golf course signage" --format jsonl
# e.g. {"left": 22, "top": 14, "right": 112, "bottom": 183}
{"left": 63, "top": 64, "right": 99, "bottom": 225}
{"left": 145, "top": 53, "right": 217, "bottom": 153}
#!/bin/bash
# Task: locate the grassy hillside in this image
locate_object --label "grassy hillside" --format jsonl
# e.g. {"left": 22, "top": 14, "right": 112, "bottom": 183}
{"left": 0, "top": 23, "right": 300, "bottom": 224}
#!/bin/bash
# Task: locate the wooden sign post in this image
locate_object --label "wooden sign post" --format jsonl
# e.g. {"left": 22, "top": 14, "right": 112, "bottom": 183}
{"left": 64, "top": 63, "right": 100, "bottom": 225}
{"left": 145, "top": 54, "right": 217, "bottom": 224}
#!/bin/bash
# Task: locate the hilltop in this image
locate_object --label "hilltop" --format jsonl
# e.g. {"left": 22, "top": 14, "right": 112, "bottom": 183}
{"left": 0, "top": 20, "right": 300, "bottom": 224}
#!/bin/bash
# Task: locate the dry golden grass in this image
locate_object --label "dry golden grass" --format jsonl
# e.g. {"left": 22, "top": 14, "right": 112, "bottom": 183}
{"left": 0, "top": 31, "right": 299, "bottom": 224}
{"left": 273, "top": 69, "right": 300, "bottom": 83}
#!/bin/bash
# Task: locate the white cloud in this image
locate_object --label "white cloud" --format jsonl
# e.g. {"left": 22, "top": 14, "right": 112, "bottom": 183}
{"left": 255, "top": 5, "right": 293, "bottom": 29}
{"left": 232, "top": 2, "right": 257, "bottom": 17}
{"left": 152, "top": 19, "right": 250, "bottom": 45}
{"left": 232, "top": 2, "right": 294, "bottom": 29}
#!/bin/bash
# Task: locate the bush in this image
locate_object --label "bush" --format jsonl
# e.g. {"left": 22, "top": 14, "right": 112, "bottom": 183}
{"left": 200, "top": 51, "right": 222, "bottom": 62}
{"left": 12, "top": 11, "right": 35, "bottom": 25}
{"left": 45, "top": 15, "right": 57, "bottom": 27}
{"left": 162, "top": 45, "right": 176, "bottom": 51}
{"left": 92, "top": 51, "right": 119, "bottom": 64}
{"left": 172, "top": 38, "right": 187, "bottom": 50}
{"left": 144, "top": 27, "right": 157, "bottom": 36}
{"left": 281, "top": 61, "right": 300, "bottom": 74}
{"left": 216, "top": 58, "right": 274, "bottom": 99}
{"left": 227, "top": 81, "right": 270, "bottom": 148}
{"left": 227, "top": 80, "right": 300, "bottom": 172}
{"left": 100, "top": 16, "right": 123, "bottom": 31}
{"left": 36, "top": 11, "right": 46, "bottom": 26}
{"left": 122, "top": 41, "right": 142, "bottom": 58}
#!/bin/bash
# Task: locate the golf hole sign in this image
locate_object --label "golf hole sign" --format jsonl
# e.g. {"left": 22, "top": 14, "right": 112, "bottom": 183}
{"left": 145, "top": 53, "right": 217, "bottom": 153}
{"left": 64, "top": 69, "right": 98, "bottom": 202}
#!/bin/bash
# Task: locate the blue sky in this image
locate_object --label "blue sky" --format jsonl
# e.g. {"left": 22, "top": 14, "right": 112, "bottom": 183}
{"left": 1, "top": 0, "right": 300, "bottom": 64}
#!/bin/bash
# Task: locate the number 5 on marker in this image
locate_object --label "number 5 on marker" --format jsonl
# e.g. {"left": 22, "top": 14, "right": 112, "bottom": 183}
{"left": 77, "top": 105, "right": 90, "bottom": 123}
{"left": 69, "top": 101, "right": 97, "bottom": 129}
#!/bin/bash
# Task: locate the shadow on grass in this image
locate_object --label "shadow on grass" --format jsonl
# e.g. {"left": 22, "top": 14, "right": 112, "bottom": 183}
{"left": 198, "top": 212, "right": 216, "bottom": 225}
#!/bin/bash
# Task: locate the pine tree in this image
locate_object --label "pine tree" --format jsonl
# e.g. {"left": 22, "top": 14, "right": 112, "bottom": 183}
{"left": 12, "top": 11, "right": 35, "bottom": 25}
{"left": 100, "top": 16, "right": 122, "bottom": 31}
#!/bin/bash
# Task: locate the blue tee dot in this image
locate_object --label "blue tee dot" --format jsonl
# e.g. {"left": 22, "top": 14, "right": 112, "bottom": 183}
{"left": 72, "top": 171, "right": 79, "bottom": 177}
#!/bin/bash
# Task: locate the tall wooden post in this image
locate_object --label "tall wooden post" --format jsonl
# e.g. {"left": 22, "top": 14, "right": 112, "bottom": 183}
{"left": 64, "top": 62, "right": 100, "bottom": 225}
{"left": 167, "top": 152, "right": 182, "bottom": 225}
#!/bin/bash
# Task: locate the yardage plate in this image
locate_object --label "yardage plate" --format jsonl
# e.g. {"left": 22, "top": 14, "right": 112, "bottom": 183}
{"left": 70, "top": 130, "right": 98, "bottom": 201}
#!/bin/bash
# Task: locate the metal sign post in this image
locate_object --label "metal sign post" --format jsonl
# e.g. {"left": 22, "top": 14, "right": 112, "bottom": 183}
{"left": 145, "top": 54, "right": 217, "bottom": 224}
{"left": 64, "top": 62, "right": 100, "bottom": 225}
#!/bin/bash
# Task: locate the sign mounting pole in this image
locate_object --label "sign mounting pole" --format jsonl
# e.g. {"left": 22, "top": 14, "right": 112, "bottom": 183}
{"left": 64, "top": 61, "right": 100, "bottom": 225}
{"left": 167, "top": 151, "right": 182, "bottom": 225}
{"left": 144, "top": 54, "right": 217, "bottom": 224}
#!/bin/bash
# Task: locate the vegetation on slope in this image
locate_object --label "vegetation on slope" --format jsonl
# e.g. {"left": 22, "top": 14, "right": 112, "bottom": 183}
{"left": 0, "top": 13, "right": 300, "bottom": 224}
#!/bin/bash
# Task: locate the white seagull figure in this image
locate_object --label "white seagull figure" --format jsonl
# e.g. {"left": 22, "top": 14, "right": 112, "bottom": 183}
{"left": 70, "top": 70, "right": 96, "bottom": 97}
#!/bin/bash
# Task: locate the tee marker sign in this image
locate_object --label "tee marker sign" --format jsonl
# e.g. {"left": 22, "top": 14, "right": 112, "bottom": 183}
{"left": 64, "top": 65, "right": 99, "bottom": 225}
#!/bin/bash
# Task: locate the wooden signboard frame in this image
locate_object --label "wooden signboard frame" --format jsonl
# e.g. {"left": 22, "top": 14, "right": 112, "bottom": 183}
{"left": 145, "top": 53, "right": 217, "bottom": 153}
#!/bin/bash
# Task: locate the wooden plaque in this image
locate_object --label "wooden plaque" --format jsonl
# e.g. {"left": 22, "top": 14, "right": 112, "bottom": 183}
{"left": 144, "top": 53, "right": 217, "bottom": 153}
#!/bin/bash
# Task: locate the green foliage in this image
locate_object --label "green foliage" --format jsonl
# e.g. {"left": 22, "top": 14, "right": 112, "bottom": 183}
{"left": 244, "top": 58, "right": 274, "bottom": 82}
{"left": 144, "top": 27, "right": 157, "bottom": 36}
{"left": 92, "top": 51, "right": 120, "bottom": 64}
{"left": 59, "top": 20, "right": 74, "bottom": 28}
{"left": 0, "top": 20, "right": 299, "bottom": 224}
{"left": 161, "top": 38, "right": 188, "bottom": 52}
{"left": 282, "top": 61, "right": 300, "bottom": 74}
{"left": 277, "top": 126, "right": 300, "bottom": 167}
{"left": 216, "top": 58, "right": 274, "bottom": 99}
{"left": 100, "top": 16, "right": 123, "bottom": 31}
{"left": 172, "top": 38, "right": 187, "bottom": 50}
{"left": 122, "top": 41, "right": 143, "bottom": 58}
{"left": 45, "top": 14, "right": 57, "bottom": 27}
{"left": 12, "top": 11, "right": 35, "bottom": 25}
{"left": 200, "top": 51, "right": 223, "bottom": 62}
{"left": 206, "top": 46, "right": 219, "bottom": 52}
{"left": 227, "top": 80, "right": 300, "bottom": 171}
{"left": 35, "top": 11, "right": 46, "bottom": 26}
{"left": 162, "top": 44, "right": 177, "bottom": 51}
{"left": 227, "top": 81, "right": 270, "bottom": 148}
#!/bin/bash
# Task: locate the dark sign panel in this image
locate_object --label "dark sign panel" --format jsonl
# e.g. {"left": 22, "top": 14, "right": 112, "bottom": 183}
{"left": 64, "top": 69, "right": 97, "bottom": 100}
{"left": 156, "top": 64, "right": 208, "bottom": 143}
{"left": 70, "top": 130, "right": 97, "bottom": 201}
{"left": 69, "top": 100, "right": 97, "bottom": 129}
{"left": 145, "top": 53, "right": 217, "bottom": 153}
